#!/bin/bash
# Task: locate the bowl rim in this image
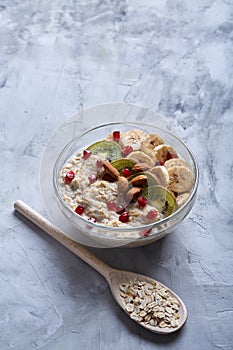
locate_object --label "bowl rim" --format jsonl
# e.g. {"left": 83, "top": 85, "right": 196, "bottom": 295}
{"left": 53, "top": 121, "right": 199, "bottom": 239}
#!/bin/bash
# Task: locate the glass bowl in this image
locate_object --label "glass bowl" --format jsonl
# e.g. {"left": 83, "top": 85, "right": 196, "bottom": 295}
{"left": 53, "top": 121, "right": 199, "bottom": 248}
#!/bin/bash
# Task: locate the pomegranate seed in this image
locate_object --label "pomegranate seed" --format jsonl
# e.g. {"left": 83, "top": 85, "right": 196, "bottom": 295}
{"left": 96, "top": 159, "right": 103, "bottom": 169}
{"left": 122, "top": 145, "right": 133, "bottom": 157}
{"left": 88, "top": 217, "right": 97, "bottom": 223}
{"left": 119, "top": 212, "right": 129, "bottom": 223}
{"left": 140, "top": 228, "right": 152, "bottom": 237}
{"left": 83, "top": 149, "right": 92, "bottom": 160}
{"left": 116, "top": 205, "right": 125, "bottom": 214}
{"left": 75, "top": 205, "right": 85, "bottom": 215}
{"left": 147, "top": 209, "right": 158, "bottom": 221}
{"left": 113, "top": 131, "right": 120, "bottom": 142}
{"left": 107, "top": 201, "right": 116, "bottom": 211}
{"left": 65, "top": 170, "right": 75, "bottom": 184}
{"left": 159, "top": 161, "right": 164, "bottom": 166}
{"left": 88, "top": 174, "right": 98, "bottom": 184}
{"left": 122, "top": 168, "right": 132, "bottom": 178}
{"left": 137, "top": 196, "right": 147, "bottom": 208}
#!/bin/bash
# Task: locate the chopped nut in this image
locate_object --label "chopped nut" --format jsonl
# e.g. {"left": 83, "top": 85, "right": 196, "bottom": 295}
{"left": 118, "top": 176, "right": 129, "bottom": 193}
{"left": 125, "top": 187, "right": 142, "bottom": 202}
{"left": 102, "top": 161, "right": 120, "bottom": 180}
{"left": 132, "top": 163, "right": 151, "bottom": 172}
{"left": 130, "top": 175, "right": 148, "bottom": 187}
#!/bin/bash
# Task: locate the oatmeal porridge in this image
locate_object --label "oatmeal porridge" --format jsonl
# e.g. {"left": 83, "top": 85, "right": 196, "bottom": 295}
{"left": 59, "top": 129, "right": 194, "bottom": 235}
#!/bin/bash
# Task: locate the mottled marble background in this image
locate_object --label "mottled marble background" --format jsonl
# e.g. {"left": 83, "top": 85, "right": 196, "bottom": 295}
{"left": 0, "top": 0, "right": 233, "bottom": 349}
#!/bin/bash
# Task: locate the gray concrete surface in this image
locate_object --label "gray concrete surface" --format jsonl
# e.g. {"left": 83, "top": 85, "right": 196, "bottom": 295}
{"left": 0, "top": 1, "right": 233, "bottom": 349}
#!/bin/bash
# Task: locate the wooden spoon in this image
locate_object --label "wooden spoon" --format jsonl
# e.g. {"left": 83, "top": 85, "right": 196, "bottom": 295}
{"left": 14, "top": 200, "right": 187, "bottom": 334}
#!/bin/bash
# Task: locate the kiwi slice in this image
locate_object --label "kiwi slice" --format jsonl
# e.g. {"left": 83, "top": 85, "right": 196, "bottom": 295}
{"left": 111, "top": 158, "right": 136, "bottom": 172}
{"left": 143, "top": 185, "right": 176, "bottom": 217}
{"left": 87, "top": 141, "right": 122, "bottom": 162}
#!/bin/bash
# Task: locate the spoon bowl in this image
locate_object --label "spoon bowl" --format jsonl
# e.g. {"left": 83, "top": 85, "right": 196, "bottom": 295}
{"left": 107, "top": 269, "right": 187, "bottom": 334}
{"left": 14, "top": 200, "right": 187, "bottom": 335}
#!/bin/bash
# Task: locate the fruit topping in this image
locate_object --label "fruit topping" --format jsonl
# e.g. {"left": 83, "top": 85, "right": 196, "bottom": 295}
{"left": 153, "top": 145, "right": 178, "bottom": 164}
{"left": 75, "top": 205, "right": 85, "bottom": 215}
{"left": 87, "top": 140, "right": 122, "bottom": 162}
{"left": 122, "top": 145, "right": 133, "bottom": 157}
{"left": 116, "top": 205, "right": 125, "bottom": 214}
{"left": 88, "top": 174, "right": 98, "bottom": 184}
{"left": 65, "top": 170, "right": 75, "bottom": 184}
{"left": 146, "top": 167, "right": 169, "bottom": 187}
{"left": 141, "top": 133, "right": 164, "bottom": 157}
{"left": 143, "top": 185, "right": 176, "bottom": 217}
{"left": 113, "top": 131, "right": 120, "bottom": 142}
{"left": 167, "top": 166, "right": 194, "bottom": 194}
{"left": 137, "top": 196, "right": 147, "bottom": 208}
{"left": 83, "top": 149, "right": 92, "bottom": 160}
{"left": 164, "top": 158, "right": 190, "bottom": 169}
{"left": 127, "top": 151, "right": 154, "bottom": 167}
{"left": 147, "top": 209, "right": 158, "bottom": 221}
{"left": 107, "top": 201, "right": 117, "bottom": 211}
{"left": 119, "top": 212, "right": 130, "bottom": 223}
{"left": 122, "top": 168, "right": 132, "bottom": 178}
{"left": 110, "top": 158, "right": 136, "bottom": 174}
{"left": 96, "top": 159, "right": 103, "bottom": 169}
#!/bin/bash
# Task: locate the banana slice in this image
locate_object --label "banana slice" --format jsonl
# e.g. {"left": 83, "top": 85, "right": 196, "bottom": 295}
{"left": 153, "top": 144, "right": 178, "bottom": 164}
{"left": 164, "top": 158, "right": 190, "bottom": 169}
{"left": 141, "top": 133, "right": 164, "bottom": 157}
{"left": 127, "top": 151, "right": 154, "bottom": 167}
{"left": 176, "top": 192, "right": 190, "bottom": 209}
{"left": 168, "top": 166, "right": 194, "bottom": 194}
{"left": 120, "top": 130, "right": 147, "bottom": 151}
{"left": 147, "top": 166, "right": 169, "bottom": 187}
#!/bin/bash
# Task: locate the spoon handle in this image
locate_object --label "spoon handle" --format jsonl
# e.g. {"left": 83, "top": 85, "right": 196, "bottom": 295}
{"left": 14, "top": 200, "right": 114, "bottom": 280}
